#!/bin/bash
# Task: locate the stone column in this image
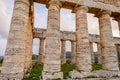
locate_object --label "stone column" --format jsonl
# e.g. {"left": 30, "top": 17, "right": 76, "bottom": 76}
{"left": 1, "top": 0, "right": 30, "bottom": 79}
{"left": 61, "top": 40, "right": 66, "bottom": 64}
{"left": 117, "top": 44, "right": 120, "bottom": 62}
{"left": 98, "top": 10, "right": 119, "bottom": 70}
{"left": 24, "top": 0, "right": 34, "bottom": 72}
{"left": 42, "top": 0, "right": 63, "bottom": 79}
{"left": 115, "top": 44, "right": 119, "bottom": 53}
{"left": 118, "top": 45, "right": 120, "bottom": 54}
{"left": 28, "top": 0, "right": 34, "bottom": 68}
{"left": 90, "top": 42, "right": 95, "bottom": 64}
{"left": 73, "top": 6, "right": 92, "bottom": 72}
{"left": 71, "top": 41, "right": 76, "bottom": 64}
{"left": 97, "top": 43, "right": 102, "bottom": 64}
{"left": 38, "top": 38, "right": 44, "bottom": 64}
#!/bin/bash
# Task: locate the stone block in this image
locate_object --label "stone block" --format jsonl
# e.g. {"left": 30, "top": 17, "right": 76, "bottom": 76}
{"left": 41, "top": 71, "right": 63, "bottom": 80}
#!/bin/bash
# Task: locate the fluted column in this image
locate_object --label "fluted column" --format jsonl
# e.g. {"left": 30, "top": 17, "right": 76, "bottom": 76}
{"left": 61, "top": 40, "right": 66, "bottom": 64}
{"left": 97, "top": 43, "right": 102, "bottom": 64}
{"left": 98, "top": 10, "right": 119, "bottom": 70}
{"left": 90, "top": 42, "right": 95, "bottom": 64}
{"left": 44, "top": 0, "right": 61, "bottom": 72}
{"left": 1, "top": 0, "right": 30, "bottom": 79}
{"left": 115, "top": 44, "right": 120, "bottom": 62}
{"left": 115, "top": 44, "right": 118, "bottom": 53}
{"left": 24, "top": 0, "right": 34, "bottom": 72}
{"left": 42, "top": 0, "right": 63, "bottom": 79}
{"left": 38, "top": 38, "right": 44, "bottom": 64}
{"left": 71, "top": 41, "right": 76, "bottom": 64}
{"left": 28, "top": 0, "right": 34, "bottom": 68}
{"left": 118, "top": 45, "right": 120, "bottom": 55}
{"left": 73, "top": 6, "right": 92, "bottom": 72}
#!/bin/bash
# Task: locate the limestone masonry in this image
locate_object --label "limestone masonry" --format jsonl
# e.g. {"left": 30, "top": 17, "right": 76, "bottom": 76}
{"left": 0, "top": 0, "right": 120, "bottom": 80}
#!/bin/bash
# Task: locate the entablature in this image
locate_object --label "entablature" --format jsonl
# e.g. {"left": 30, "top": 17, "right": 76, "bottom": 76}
{"left": 34, "top": 0, "right": 120, "bottom": 17}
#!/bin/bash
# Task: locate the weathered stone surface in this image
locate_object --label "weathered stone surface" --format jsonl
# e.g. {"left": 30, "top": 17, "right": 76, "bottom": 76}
{"left": 38, "top": 38, "right": 45, "bottom": 64}
{"left": 1, "top": 0, "right": 120, "bottom": 79}
{"left": 34, "top": 28, "right": 120, "bottom": 65}
{"left": 35, "top": 0, "right": 120, "bottom": 15}
{"left": 1, "top": 0, "right": 30, "bottom": 79}
{"left": 42, "top": 0, "right": 63, "bottom": 79}
{"left": 43, "top": 0, "right": 62, "bottom": 72}
{"left": 67, "top": 78, "right": 120, "bottom": 80}
{"left": 71, "top": 41, "right": 76, "bottom": 64}
{"left": 90, "top": 42, "right": 95, "bottom": 64}
{"left": 69, "top": 70, "right": 120, "bottom": 79}
{"left": 61, "top": 40, "right": 66, "bottom": 64}
{"left": 33, "top": 28, "right": 120, "bottom": 44}
{"left": 98, "top": 10, "right": 119, "bottom": 70}
{"left": 74, "top": 6, "right": 92, "bottom": 72}
{"left": 42, "top": 72, "right": 63, "bottom": 80}
{"left": 24, "top": 1, "right": 34, "bottom": 72}
{"left": 97, "top": 43, "right": 102, "bottom": 64}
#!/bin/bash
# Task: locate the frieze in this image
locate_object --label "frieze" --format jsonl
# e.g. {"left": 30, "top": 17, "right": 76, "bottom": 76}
{"left": 93, "top": 0, "right": 120, "bottom": 7}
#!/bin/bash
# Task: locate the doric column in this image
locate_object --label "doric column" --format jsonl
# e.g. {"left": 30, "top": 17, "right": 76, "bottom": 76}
{"left": 28, "top": 0, "right": 34, "bottom": 68}
{"left": 1, "top": 0, "right": 30, "bottom": 79}
{"left": 71, "top": 41, "right": 76, "bottom": 64}
{"left": 97, "top": 43, "right": 102, "bottom": 64}
{"left": 98, "top": 10, "right": 119, "bottom": 70}
{"left": 115, "top": 44, "right": 120, "bottom": 62}
{"left": 42, "top": 0, "right": 63, "bottom": 79}
{"left": 38, "top": 38, "right": 44, "bottom": 64}
{"left": 115, "top": 44, "right": 119, "bottom": 53}
{"left": 24, "top": 0, "right": 34, "bottom": 72}
{"left": 73, "top": 6, "right": 92, "bottom": 72}
{"left": 90, "top": 42, "right": 95, "bottom": 64}
{"left": 61, "top": 40, "right": 66, "bottom": 64}
{"left": 118, "top": 45, "right": 120, "bottom": 55}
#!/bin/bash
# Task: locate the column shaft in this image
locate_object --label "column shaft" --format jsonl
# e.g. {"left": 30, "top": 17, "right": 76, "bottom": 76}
{"left": 98, "top": 11, "right": 119, "bottom": 70}
{"left": 118, "top": 45, "right": 120, "bottom": 55}
{"left": 43, "top": 0, "right": 61, "bottom": 72}
{"left": 71, "top": 41, "right": 76, "bottom": 64}
{"left": 38, "top": 38, "right": 44, "bottom": 64}
{"left": 90, "top": 42, "right": 95, "bottom": 64}
{"left": 117, "top": 45, "right": 120, "bottom": 62}
{"left": 1, "top": 0, "right": 30, "bottom": 79}
{"left": 24, "top": 0, "right": 34, "bottom": 72}
{"left": 61, "top": 40, "right": 66, "bottom": 64}
{"left": 97, "top": 43, "right": 102, "bottom": 64}
{"left": 74, "top": 6, "right": 92, "bottom": 72}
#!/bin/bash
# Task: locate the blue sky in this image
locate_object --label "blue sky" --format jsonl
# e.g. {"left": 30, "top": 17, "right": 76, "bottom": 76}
{"left": 0, "top": 0, "right": 120, "bottom": 56}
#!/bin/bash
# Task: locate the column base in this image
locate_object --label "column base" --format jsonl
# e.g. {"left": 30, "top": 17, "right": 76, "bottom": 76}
{"left": 69, "top": 70, "right": 120, "bottom": 79}
{"left": 41, "top": 71, "right": 63, "bottom": 80}
{"left": 67, "top": 78, "right": 120, "bottom": 80}
{"left": 0, "top": 73, "right": 23, "bottom": 80}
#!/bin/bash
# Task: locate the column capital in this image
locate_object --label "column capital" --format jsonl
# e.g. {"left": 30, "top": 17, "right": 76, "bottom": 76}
{"left": 40, "top": 38, "right": 45, "bottom": 40}
{"left": 70, "top": 40, "right": 76, "bottom": 43}
{"left": 61, "top": 39, "right": 66, "bottom": 42}
{"left": 113, "top": 16, "right": 120, "bottom": 21}
{"left": 72, "top": 6, "right": 88, "bottom": 13}
{"left": 46, "top": 0, "right": 62, "bottom": 9}
{"left": 95, "top": 10, "right": 112, "bottom": 18}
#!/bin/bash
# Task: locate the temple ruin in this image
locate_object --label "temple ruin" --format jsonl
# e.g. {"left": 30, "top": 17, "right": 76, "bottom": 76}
{"left": 0, "top": 0, "right": 120, "bottom": 80}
